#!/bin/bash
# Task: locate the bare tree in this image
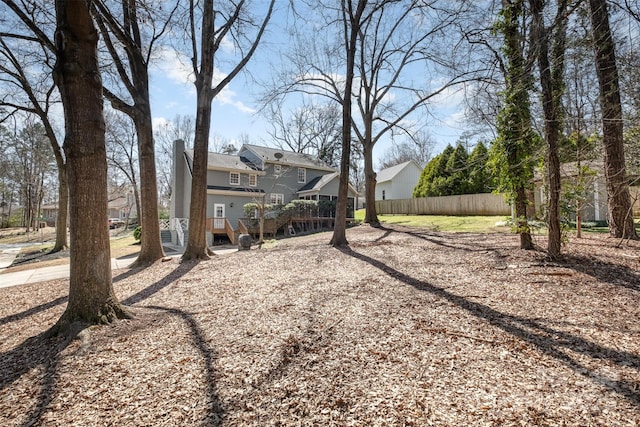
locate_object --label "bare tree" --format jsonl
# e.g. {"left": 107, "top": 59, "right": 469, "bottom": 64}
{"left": 267, "top": 101, "right": 342, "bottom": 167}
{"left": 352, "top": 1, "right": 479, "bottom": 227}
{"left": 105, "top": 109, "right": 141, "bottom": 224}
{"left": 529, "top": 0, "right": 570, "bottom": 258}
{"left": 8, "top": 120, "right": 55, "bottom": 231}
{"left": 0, "top": 1, "right": 68, "bottom": 251}
{"left": 181, "top": 0, "right": 275, "bottom": 261}
{"left": 51, "top": 0, "right": 129, "bottom": 332}
{"left": 587, "top": 0, "right": 638, "bottom": 239}
{"left": 378, "top": 132, "right": 435, "bottom": 169}
{"left": 153, "top": 114, "right": 195, "bottom": 210}
{"left": 327, "top": 0, "right": 367, "bottom": 247}
{"left": 90, "top": 0, "right": 181, "bottom": 265}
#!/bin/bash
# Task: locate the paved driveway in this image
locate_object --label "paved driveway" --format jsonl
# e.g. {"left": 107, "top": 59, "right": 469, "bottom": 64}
{"left": 0, "top": 243, "right": 33, "bottom": 270}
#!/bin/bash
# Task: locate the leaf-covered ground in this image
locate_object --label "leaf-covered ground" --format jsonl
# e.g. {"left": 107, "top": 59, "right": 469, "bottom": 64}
{"left": 1, "top": 225, "right": 639, "bottom": 426}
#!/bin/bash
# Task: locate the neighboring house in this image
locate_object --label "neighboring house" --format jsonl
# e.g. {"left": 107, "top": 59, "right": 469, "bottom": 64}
{"left": 170, "top": 140, "right": 359, "bottom": 245}
{"left": 40, "top": 190, "right": 136, "bottom": 227}
{"left": 533, "top": 161, "right": 609, "bottom": 222}
{"left": 41, "top": 203, "right": 59, "bottom": 226}
{"left": 375, "top": 160, "right": 422, "bottom": 201}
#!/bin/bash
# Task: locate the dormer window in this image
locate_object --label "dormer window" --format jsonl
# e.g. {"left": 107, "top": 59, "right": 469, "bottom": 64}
{"left": 298, "top": 167, "right": 306, "bottom": 183}
{"left": 229, "top": 172, "right": 240, "bottom": 185}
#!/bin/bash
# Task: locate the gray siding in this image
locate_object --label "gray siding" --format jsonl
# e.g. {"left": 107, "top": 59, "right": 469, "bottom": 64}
{"left": 206, "top": 193, "right": 256, "bottom": 226}
{"left": 259, "top": 163, "right": 331, "bottom": 203}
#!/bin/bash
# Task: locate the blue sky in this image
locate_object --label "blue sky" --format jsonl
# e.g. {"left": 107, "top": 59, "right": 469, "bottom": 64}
{"left": 146, "top": 7, "right": 472, "bottom": 169}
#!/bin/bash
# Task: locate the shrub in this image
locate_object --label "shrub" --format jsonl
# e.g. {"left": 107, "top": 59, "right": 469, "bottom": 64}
{"left": 133, "top": 226, "right": 142, "bottom": 242}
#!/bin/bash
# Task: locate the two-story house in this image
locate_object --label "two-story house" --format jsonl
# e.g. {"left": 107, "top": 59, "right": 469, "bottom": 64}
{"left": 170, "top": 140, "right": 358, "bottom": 245}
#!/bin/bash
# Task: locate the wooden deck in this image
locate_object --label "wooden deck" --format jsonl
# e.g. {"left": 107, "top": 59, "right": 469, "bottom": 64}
{"left": 206, "top": 217, "right": 236, "bottom": 244}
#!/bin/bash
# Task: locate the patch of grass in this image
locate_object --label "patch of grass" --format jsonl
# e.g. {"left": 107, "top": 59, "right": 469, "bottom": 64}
{"left": 1, "top": 232, "right": 140, "bottom": 274}
{"left": 355, "top": 210, "right": 510, "bottom": 233}
{"left": 109, "top": 234, "right": 140, "bottom": 258}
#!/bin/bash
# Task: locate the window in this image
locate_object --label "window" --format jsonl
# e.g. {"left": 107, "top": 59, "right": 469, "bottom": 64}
{"left": 249, "top": 174, "right": 257, "bottom": 187}
{"left": 229, "top": 172, "right": 239, "bottom": 185}
{"left": 270, "top": 193, "right": 284, "bottom": 205}
{"left": 274, "top": 164, "right": 282, "bottom": 175}
{"left": 298, "top": 167, "right": 306, "bottom": 183}
{"left": 382, "top": 190, "right": 386, "bottom": 200}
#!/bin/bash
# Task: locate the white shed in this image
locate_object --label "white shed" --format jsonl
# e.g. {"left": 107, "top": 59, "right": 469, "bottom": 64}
{"left": 375, "top": 160, "right": 422, "bottom": 201}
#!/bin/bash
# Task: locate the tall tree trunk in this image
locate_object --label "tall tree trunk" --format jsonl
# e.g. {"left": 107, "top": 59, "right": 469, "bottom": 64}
{"left": 588, "top": 0, "right": 638, "bottom": 239}
{"left": 363, "top": 140, "right": 380, "bottom": 227}
{"left": 331, "top": 0, "right": 366, "bottom": 247}
{"left": 52, "top": 0, "right": 129, "bottom": 332}
{"left": 497, "top": 0, "right": 534, "bottom": 250}
{"left": 362, "top": 114, "right": 380, "bottom": 227}
{"left": 132, "top": 107, "right": 165, "bottom": 265}
{"left": 92, "top": 0, "right": 166, "bottom": 265}
{"left": 182, "top": 0, "right": 215, "bottom": 261}
{"left": 51, "top": 142, "right": 68, "bottom": 252}
{"left": 530, "top": 0, "right": 568, "bottom": 259}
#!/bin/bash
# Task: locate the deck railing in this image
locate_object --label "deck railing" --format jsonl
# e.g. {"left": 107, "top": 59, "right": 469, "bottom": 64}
{"left": 171, "top": 217, "right": 189, "bottom": 247}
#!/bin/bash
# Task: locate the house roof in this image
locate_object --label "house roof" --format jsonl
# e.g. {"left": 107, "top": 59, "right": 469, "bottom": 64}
{"left": 185, "top": 150, "right": 263, "bottom": 173}
{"left": 240, "top": 144, "right": 336, "bottom": 171}
{"left": 298, "top": 173, "right": 339, "bottom": 192}
{"left": 376, "top": 160, "right": 421, "bottom": 184}
{"left": 297, "top": 172, "right": 359, "bottom": 196}
{"left": 207, "top": 185, "right": 265, "bottom": 194}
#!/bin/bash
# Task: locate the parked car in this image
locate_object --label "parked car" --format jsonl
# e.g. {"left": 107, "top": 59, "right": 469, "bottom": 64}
{"left": 109, "top": 218, "right": 125, "bottom": 229}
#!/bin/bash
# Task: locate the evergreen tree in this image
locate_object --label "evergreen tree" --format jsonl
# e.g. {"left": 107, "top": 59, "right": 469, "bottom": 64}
{"left": 467, "top": 142, "right": 492, "bottom": 193}
{"left": 413, "top": 144, "right": 454, "bottom": 197}
{"left": 444, "top": 143, "right": 469, "bottom": 195}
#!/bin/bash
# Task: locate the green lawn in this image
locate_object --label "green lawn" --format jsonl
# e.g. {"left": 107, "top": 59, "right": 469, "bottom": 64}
{"left": 354, "top": 210, "right": 640, "bottom": 234}
{"left": 354, "top": 210, "right": 510, "bottom": 233}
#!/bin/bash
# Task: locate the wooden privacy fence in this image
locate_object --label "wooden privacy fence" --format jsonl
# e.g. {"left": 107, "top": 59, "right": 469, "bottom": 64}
{"left": 375, "top": 193, "right": 511, "bottom": 216}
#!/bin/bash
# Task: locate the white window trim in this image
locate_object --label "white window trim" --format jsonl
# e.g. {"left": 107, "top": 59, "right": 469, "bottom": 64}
{"left": 298, "top": 167, "right": 306, "bottom": 183}
{"left": 249, "top": 174, "right": 257, "bottom": 187}
{"left": 270, "top": 193, "right": 284, "bottom": 205}
{"left": 229, "top": 172, "right": 240, "bottom": 185}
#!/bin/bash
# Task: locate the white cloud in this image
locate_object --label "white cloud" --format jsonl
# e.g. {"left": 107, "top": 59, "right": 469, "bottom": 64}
{"left": 153, "top": 47, "right": 194, "bottom": 86}
{"left": 429, "top": 84, "right": 464, "bottom": 110}
{"left": 214, "top": 86, "right": 256, "bottom": 114}
{"left": 151, "top": 47, "right": 257, "bottom": 115}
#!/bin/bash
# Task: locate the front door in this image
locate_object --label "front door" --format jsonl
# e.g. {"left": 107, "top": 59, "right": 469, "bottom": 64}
{"left": 213, "top": 203, "right": 225, "bottom": 229}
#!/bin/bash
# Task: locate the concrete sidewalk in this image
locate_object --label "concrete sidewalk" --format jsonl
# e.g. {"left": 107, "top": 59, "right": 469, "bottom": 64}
{"left": 0, "top": 256, "right": 139, "bottom": 289}
{"left": 0, "top": 245, "right": 239, "bottom": 289}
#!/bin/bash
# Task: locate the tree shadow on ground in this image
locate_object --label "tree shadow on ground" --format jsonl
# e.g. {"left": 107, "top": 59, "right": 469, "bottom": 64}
{"left": 338, "top": 246, "right": 640, "bottom": 407}
{"left": 0, "top": 328, "right": 75, "bottom": 426}
{"left": 375, "top": 224, "right": 516, "bottom": 255}
{"left": 562, "top": 254, "right": 640, "bottom": 292}
{"left": 0, "top": 296, "right": 68, "bottom": 327}
{"left": 121, "top": 260, "right": 198, "bottom": 305}
{"left": 144, "top": 305, "right": 224, "bottom": 426}
{"left": 0, "top": 260, "right": 200, "bottom": 426}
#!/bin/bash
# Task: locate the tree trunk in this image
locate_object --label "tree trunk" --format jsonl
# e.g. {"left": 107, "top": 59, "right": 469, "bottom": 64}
{"left": 182, "top": 92, "right": 212, "bottom": 260}
{"left": 131, "top": 107, "right": 165, "bottom": 265}
{"left": 530, "top": 0, "right": 567, "bottom": 259}
{"left": 52, "top": 0, "right": 129, "bottom": 332}
{"left": 515, "top": 186, "right": 534, "bottom": 249}
{"left": 182, "top": 0, "right": 215, "bottom": 261}
{"left": 363, "top": 142, "right": 380, "bottom": 227}
{"left": 133, "top": 181, "right": 141, "bottom": 226}
{"left": 588, "top": 0, "right": 638, "bottom": 239}
{"left": 52, "top": 165, "right": 68, "bottom": 252}
{"left": 331, "top": 0, "right": 367, "bottom": 248}
{"left": 497, "top": 0, "right": 535, "bottom": 251}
